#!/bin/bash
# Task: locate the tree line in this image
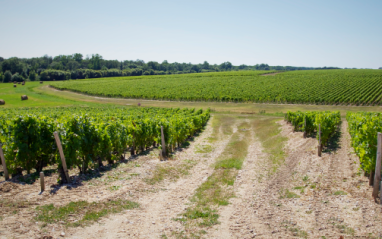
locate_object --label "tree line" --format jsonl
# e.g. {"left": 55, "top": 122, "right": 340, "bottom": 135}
{"left": 0, "top": 53, "right": 341, "bottom": 82}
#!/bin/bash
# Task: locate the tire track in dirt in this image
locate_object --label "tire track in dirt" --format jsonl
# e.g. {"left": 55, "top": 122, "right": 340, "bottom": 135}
{"left": 68, "top": 117, "right": 240, "bottom": 239}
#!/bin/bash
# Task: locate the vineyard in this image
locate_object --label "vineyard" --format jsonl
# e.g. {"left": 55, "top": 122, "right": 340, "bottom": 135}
{"left": 0, "top": 106, "right": 210, "bottom": 181}
{"left": 50, "top": 69, "right": 382, "bottom": 105}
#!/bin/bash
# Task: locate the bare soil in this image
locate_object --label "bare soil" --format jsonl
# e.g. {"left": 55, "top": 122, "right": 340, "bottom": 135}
{"left": 203, "top": 120, "right": 382, "bottom": 238}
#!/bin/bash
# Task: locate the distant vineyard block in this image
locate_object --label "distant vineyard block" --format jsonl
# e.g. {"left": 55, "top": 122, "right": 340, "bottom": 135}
{"left": 21, "top": 95, "right": 28, "bottom": 100}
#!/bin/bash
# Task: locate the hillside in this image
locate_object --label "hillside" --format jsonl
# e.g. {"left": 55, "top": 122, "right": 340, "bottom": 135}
{"left": 50, "top": 69, "right": 382, "bottom": 105}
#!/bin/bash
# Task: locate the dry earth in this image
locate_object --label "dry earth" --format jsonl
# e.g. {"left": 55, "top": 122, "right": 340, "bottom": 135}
{"left": 1, "top": 116, "right": 382, "bottom": 239}
{"left": 203, "top": 120, "right": 382, "bottom": 238}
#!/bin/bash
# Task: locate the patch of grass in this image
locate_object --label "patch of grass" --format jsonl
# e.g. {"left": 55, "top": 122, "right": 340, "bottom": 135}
{"left": 214, "top": 157, "right": 243, "bottom": 169}
{"left": 334, "top": 190, "right": 347, "bottom": 196}
{"left": 289, "top": 227, "right": 308, "bottom": 238}
{"left": 302, "top": 175, "right": 309, "bottom": 182}
{"left": 293, "top": 186, "right": 304, "bottom": 190}
{"left": 34, "top": 199, "right": 139, "bottom": 227}
{"left": 145, "top": 160, "right": 197, "bottom": 185}
{"left": 108, "top": 185, "right": 121, "bottom": 191}
{"left": 0, "top": 199, "right": 32, "bottom": 215}
{"left": 208, "top": 115, "right": 235, "bottom": 142}
{"left": 194, "top": 145, "right": 213, "bottom": 154}
{"left": 282, "top": 189, "right": 300, "bottom": 199}
{"left": 252, "top": 117, "right": 287, "bottom": 173}
{"left": 181, "top": 207, "right": 219, "bottom": 227}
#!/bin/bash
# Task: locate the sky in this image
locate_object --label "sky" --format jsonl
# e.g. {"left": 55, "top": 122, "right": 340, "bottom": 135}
{"left": 0, "top": 0, "right": 381, "bottom": 68}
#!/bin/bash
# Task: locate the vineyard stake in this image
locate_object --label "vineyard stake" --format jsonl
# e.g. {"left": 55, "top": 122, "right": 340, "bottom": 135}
{"left": 318, "top": 124, "right": 322, "bottom": 157}
{"left": 131, "top": 132, "right": 136, "bottom": 156}
{"left": 380, "top": 179, "right": 382, "bottom": 204}
{"left": 40, "top": 171, "right": 45, "bottom": 192}
{"left": 303, "top": 117, "right": 307, "bottom": 138}
{"left": 53, "top": 132, "right": 70, "bottom": 183}
{"left": 0, "top": 141, "right": 9, "bottom": 180}
{"left": 161, "top": 126, "right": 166, "bottom": 160}
{"left": 372, "top": 132, "right": 382, "bottom": 200}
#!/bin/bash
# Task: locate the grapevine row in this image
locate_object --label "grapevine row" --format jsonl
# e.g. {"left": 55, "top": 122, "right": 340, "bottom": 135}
{"left": 0, "top": 107, "right": 210, "bottom": 182}
{"left": 347, "top": 112, "right": 382, "bottom": 175}
{"left": 285, "top": 110, "right": 341, "bottom": 146}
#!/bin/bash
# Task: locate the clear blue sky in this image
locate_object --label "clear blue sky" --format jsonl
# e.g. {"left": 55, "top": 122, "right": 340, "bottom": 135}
{"left": 0, "top": 0, "right": 381, "bottom": 68}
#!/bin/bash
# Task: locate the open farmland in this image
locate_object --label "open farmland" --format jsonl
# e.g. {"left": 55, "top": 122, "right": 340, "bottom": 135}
{"left": 50, "top": 69, "right": 382, "bottom": 105}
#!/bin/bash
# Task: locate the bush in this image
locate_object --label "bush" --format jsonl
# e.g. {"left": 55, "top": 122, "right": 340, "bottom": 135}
{"left": 11, "top": 73, "right": 24, "bottom": 82}
{"left": 29, "top": 70, "right": 37, "bottom": 81}
{"left": 3, "top": 70, "right": 12, "bottom": 83}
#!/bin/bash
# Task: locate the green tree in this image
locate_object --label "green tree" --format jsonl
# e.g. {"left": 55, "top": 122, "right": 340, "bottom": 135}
{"left": 1, "top": 57, "right": 24, "bottom": 74}
{"left": 202, "top": 61, "right": 210, "bottom": 69}
{"left": 3, "top": 70, "right": 12, "bottom": 82}
{"left": 11, "top": 73, "right": 23, "bottom": 82}
{"left": 73, "top": 53, "right": 83, "bottom": 63}
{"left": 29, "top": 70, "right": 37, "bottom": 81}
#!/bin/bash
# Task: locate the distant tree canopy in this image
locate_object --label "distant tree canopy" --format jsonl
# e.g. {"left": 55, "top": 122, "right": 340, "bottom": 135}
{"left": 0, "top": 53, "right": 342, "bottom": 82}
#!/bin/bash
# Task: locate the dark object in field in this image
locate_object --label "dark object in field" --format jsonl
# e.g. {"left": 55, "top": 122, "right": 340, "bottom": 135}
{"left": 21, "top": 95, "right": 28, "bottom": 100}
{"left": 40, "top": 81, "right": 43, "bottom": 84}
{"left": 0, "top": 100, "right": 5, "bottom": 105}
{"left": 138, "top": 103, "right": 141, "bottom": 106}
{"left": 22, "top": 81, "right": 25, "bottom": 85}
{"left": 14, "top": 84, "right": 17, "bottom": 88}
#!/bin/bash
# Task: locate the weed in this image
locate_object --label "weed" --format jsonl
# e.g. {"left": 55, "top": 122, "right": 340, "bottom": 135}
{"left": 280, "top": 189, "right": 300, "bottom": 199}
{"left": 302, "top": 175, "right": 309, "bottom": 182}
{"left": 334, "top": 191, "right": 347, "bottom": 196}
{"left": 109, "top": 185, "right": 121, "bottom": 191}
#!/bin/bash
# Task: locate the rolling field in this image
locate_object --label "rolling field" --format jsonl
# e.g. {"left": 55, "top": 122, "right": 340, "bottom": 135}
{"left": 50, "top": 69, "right": 382, "bottom": 105}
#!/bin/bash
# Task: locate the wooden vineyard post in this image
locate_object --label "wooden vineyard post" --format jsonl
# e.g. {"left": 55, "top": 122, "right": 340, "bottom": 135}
{"left": 130, "top": 132, "right": 136, "bottom": 156}
{"left": 318, "top": 124, "right": 322, "bottom": 157}
{"left": 40, "top": 171, "right": 45, "bottom": 192}
{"left": 0, "top": 141, "right": 9, "bottom": 180}
{"left": 303, "top": 117, "right": 307, "bottom": 138}
{"left": 160, "top": 126, "right": 166, "bottom": 160}
{"left": 372, "top": 133, "right": 382, "bottom": 200}
{"left": 53, "top": 132, "right": 70, "bottom": 183}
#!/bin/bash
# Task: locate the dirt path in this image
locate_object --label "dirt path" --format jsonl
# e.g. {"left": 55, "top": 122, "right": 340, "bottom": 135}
{"left": 67, "top": 118, "right": 239, "bottom": 239}
{"left": 207, "top": 127, "right": 267, "bottom": 239}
